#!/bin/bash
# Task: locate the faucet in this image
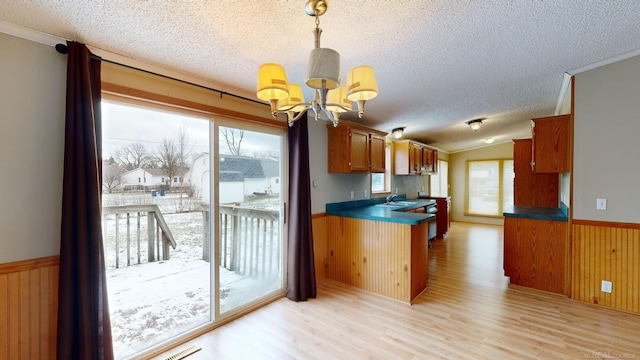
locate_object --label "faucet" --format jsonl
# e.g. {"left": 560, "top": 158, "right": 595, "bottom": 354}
{"left": 386, "top": 194, "right": 398, "bottom": 203}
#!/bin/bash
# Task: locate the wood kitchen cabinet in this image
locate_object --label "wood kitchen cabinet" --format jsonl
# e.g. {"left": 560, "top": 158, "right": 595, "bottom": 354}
{"left": 503, "top": 216, "right": 568, "bottom": 295}
{"left": 394, "top": 140, "right": 438, "bottom": 175}
{"left": 531, "top": 114, "right": 570, "bottom": 173}
{"left": 369, "top": 133, "right": 386, "bottom": 173}
{"left": 327, "top": 121, "right": 387, "bottom": 173}
{"left": 421, "top": 147, "right": 437, "bottom": 175}
{"left": 513, "top": 139, "right": 558, "bottom": 207}
{"left": 420, "top": 196, "right": 450, "bottom": 239}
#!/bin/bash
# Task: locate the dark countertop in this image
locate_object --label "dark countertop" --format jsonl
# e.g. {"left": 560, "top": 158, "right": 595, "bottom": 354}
{"left": 503, "top": 205, "right": 568, "bottom": 222}
{"left": 326, "top": 197, "right": 437, "bottom": 225}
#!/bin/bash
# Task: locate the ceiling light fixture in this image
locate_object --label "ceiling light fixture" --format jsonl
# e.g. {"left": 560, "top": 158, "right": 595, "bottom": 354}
{"left": 256, "top": 0, "right": 378, "bottom": 127}
{"left": 391, "top": 127, "right": 405, "bottom": 139}
{"left": 467, "top": 118, "right": 484, "bottom": 131}
{"left": 483, "top": 137, "right": 495, "bottom": 144}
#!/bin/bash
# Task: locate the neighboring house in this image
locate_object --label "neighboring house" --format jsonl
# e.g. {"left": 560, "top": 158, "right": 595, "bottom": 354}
{"left": 259, "top": 158, "right": 281, "bottom": 195}
{"left": 186, "top": 153, "right": 280, "bottom": 204}
{"left": 120, "top": 167, "right": 183, "bottom": 191}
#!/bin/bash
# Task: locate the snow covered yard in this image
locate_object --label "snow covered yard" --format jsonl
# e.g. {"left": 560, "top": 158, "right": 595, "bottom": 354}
{"left": 101, "top": 192, "right": 282, "bottom": 358}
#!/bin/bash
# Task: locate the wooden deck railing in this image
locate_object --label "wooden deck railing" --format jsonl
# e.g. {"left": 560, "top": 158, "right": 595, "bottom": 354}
{"left": 203, "top": 205, "right": 281, "bottom": 278}
{"left": 102, "top": 205, "right": 176, "bottom": 269}
{"left": 103, "top": 203, "right": 281, "bottom": 278}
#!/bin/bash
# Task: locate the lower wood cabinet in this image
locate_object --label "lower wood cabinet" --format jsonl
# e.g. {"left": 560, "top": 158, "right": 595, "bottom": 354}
{"left": 419, "top": 196, "right": 450, "bottom": 239}
{"left": 503, "top": 217, "right": 568, "bottom": 295}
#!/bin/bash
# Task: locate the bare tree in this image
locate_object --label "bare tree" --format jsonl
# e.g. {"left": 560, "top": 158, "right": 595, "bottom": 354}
{"left": 113, "top": 142, "right": 152, "bottom": 171}
{"left": 103, "top": 163, "right": 123, "bottom": 193}
{"left": 221, "top": 128, "right": 245, "bottom": 156}
{"left": 252, "top": 150, "right": 279, "bottom": 160}
{"left": 155, "top": 127, "right": 194, "bottom": 208}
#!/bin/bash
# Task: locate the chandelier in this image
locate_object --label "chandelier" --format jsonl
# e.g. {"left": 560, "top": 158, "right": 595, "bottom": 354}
{"left": 256, "top": 0, "right": 378, "bottom": 127}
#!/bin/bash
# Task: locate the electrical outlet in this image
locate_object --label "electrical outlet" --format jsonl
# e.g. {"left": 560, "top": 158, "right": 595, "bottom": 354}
{"left": 601, "top": 280, "right": 612, "bottom": 293}
{"left": 350, "top": 190, "right": 354, "bottom": 199}
{"left": 395, "top": 187, "right": 399, "bottom": 194}
{"left": 596, "top": 198, "right": 607, "bottom": 210}
{"left": 364, "top": 189, "right": 369, "bottom": 198}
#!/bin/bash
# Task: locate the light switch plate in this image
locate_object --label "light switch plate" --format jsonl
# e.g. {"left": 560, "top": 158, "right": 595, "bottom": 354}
{"left": 601, "top": 280, "right": 612, "bottom": 293}
{"left": 596, "top": 198, "right": 607, "bottom": 210}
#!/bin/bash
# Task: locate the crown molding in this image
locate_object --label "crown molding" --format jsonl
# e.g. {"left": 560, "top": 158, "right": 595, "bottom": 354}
{"left": 0, "top": 20, "right": 64, "bottom": 47}
{"left": 567, "top": 48, "right": 640, "bottom": 76}
{"left": 555, "top": 47, "right": 640, "bottom": 115}
{"left": 554, "top": 72, "right": 572, "bottom": 116}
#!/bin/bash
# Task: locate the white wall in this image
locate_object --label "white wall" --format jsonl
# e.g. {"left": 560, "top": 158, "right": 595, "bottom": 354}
{"left": 449, "top": 142, "right": 514, "bottom": 225}
{"left": 573, "top": 55, "right": 640, "bottom": 222}
{"left": 0, "top": 33, "right": 66, "bottom": 263}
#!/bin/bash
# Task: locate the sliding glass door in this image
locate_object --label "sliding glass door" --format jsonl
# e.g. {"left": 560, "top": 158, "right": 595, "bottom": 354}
{"left": 102, "top": 101, "right": 286, "bottom": 359}
{"left": 216, "top": 125, "right": 285, "bottom": 315}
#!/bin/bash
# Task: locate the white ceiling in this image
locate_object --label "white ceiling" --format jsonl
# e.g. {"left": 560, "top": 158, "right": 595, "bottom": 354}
{"left": 2, "top": 1, "right": 640, "bottom": 152}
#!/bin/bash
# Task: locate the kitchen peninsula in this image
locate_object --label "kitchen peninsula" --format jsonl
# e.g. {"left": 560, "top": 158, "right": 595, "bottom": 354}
{"left": 325, "top": 197, "right": 436, "bottom": 303}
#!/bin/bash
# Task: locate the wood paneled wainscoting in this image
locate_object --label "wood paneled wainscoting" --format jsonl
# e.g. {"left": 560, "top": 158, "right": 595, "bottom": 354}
{"left": 311, "top": 213, "right": 328, "bottom": 283}
{"left": 572, "top": 220, "right": 640, "bottom": 313}
{"left": 0, "top": 256, "right": 59, "bottom": 359}
{"left": 324, "top": 215, "right": 429, "bottom": 303}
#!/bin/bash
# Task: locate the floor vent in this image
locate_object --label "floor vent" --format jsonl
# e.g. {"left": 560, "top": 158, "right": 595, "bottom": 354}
{"left": 164, "top": 345, "right": 202, "bottom": 360}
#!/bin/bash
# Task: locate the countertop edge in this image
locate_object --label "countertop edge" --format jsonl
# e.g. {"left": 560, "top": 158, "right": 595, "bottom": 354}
{"left": 503, "top": 206, "right": 568, "bottom": 222}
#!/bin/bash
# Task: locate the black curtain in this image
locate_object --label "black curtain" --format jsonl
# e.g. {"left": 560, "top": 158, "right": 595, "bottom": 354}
{"left": 286, "top": 115, "right": 317, "bottom": 301}
{"left": 56, "top": 41, "right": 114, "bottom": 360}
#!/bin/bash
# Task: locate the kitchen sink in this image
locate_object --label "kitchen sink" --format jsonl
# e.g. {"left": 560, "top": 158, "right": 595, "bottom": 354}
{"left": 374, "top": 201, "right": 415, "bottom": 208}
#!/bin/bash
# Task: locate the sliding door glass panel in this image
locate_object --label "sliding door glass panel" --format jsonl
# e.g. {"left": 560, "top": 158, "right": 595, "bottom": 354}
{"left": 216, "top": 125, "right": 284, "bottom": 314}
{"left": 102, "top": 101, "right": 211, "bottom": 359}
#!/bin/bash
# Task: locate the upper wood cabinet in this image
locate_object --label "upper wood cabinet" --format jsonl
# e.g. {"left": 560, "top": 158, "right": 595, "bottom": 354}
{"left": 531, "top": 114, "right": 570, "bottom": 173}
{"left": 513, "top": 139, "right": 558, "bottom": 207}
{"left": 394, "top": 140, "right": 438, "bottom": 175}
{"left": 327, "top": 121, "right": 387, "bottom": 173}
{"left": 421, "top": 146, "right": 438, "bottom": 175}
{"left": 369, "top": 133, "right": 386, "bottom": 173}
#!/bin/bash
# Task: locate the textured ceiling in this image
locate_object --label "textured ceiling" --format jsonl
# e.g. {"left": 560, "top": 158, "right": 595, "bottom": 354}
{"left": 2, "top": 1, "right": 640, "bottom": 152}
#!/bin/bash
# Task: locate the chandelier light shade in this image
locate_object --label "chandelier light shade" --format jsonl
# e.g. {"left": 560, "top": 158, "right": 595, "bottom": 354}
{"left": 326, "top": 85, "right": 352, "bottom": 113}
{"left": 257, "top": 63, "right": 290, "bottom": 117}
{"left": 306, "top": 48, "right": 341, "bottom": 90}
{"left": 347, "top": 65, "right": 379, "bottom": 116}
{"left": 256, "top": 0, "right": 378, "bottom": 127}
{"left": 278, "top": 84, "right": 307, "bottom": 113}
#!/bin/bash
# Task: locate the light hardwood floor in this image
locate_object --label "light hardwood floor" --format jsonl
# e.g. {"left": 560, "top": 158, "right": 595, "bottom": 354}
{"left": 154, "top": 222, "right": 640, "bottom": 359}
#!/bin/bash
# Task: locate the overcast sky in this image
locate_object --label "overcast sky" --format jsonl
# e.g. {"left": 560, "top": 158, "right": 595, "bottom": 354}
{"left": 102, "top": 101, "right": 281, "bottom": 161}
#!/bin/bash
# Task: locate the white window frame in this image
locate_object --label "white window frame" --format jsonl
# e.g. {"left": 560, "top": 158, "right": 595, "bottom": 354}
{"left": 371, "top": 141, "right": 392, "bottom": 194}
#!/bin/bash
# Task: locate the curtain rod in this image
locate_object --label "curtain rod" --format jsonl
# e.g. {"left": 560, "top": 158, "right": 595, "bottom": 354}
{"left": 54, "top": 43, "right": 266, "bottom": 106}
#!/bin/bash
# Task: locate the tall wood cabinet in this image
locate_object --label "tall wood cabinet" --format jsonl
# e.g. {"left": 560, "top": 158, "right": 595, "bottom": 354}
{"left": 513, "top": 139, "right": 558, "bottom": 207}
{"left": 531, "top": 114, "right": 570, "bottom": 173}
{"left": 327, "top": 121, "right": 387, "bottom": 173}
